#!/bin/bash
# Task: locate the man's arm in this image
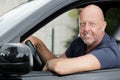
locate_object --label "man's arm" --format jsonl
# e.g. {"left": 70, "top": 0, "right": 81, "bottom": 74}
{"left": 46, "top": 53, "right": 101, "bottom": 75}
{"left": 24, "top": 36, "right": 57, "bottom": 63}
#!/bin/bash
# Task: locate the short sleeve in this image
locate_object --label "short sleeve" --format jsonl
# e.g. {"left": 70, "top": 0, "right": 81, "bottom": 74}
{"left": 91, "top": 48, "right": 118, "bottom": 69}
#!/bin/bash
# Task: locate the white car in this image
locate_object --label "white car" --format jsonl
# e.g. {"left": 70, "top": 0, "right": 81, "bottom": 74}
{"left": 0, "top": 0, "right": 120, "bottom": 80}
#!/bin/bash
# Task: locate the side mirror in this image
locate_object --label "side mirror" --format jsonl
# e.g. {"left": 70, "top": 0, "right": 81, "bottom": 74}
{"left": 0, "top": 43, "right": 33, "bottom": 75}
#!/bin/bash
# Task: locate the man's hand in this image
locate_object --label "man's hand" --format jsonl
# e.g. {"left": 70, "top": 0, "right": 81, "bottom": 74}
{"left": 42, "top": 58, "right": 64, "bottom": 72}
{"left": 42, "top": 64, "right": 48, "bottom": 71}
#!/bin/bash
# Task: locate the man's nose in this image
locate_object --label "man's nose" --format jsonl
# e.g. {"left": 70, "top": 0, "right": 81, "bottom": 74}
{"left": 84, "top": 23, "right": 90, "bottom": 31}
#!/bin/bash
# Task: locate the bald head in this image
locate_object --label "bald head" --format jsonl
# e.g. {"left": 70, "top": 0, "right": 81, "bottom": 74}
{"left": 80, "top": 4, "right": 105, "bottom": 21}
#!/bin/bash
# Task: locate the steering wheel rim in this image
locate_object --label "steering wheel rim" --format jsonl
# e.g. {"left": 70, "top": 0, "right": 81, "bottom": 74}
{"left": 25, "top": 40, "right": 44, "bottom": 70}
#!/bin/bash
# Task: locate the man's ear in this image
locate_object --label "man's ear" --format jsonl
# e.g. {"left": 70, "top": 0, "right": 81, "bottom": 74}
{"left": 103, "top": 21, "right": 107, "bottom": 30}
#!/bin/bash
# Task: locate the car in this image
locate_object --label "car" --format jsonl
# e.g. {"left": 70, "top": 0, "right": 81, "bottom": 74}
{"left": 0, "top": 0, "right": 120, "bottom": 80}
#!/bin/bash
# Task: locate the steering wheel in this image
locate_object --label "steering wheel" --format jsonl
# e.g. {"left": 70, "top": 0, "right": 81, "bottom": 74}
{"left": 25, "top": 40, "right": 44, "bottom": 70}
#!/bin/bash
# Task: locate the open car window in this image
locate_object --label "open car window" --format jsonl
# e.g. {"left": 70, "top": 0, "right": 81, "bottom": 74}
{"left": 32, "top": 7, "right": 120, "bottom": 56}
{"left": 32, "top": 9, "right": 79, "bottom": 56}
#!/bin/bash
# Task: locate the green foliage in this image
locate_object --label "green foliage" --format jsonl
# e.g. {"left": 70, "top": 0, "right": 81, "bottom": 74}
{"left": 65, "top": 22, "right": 79, "bottom": 47}
{"left": 68, "top": 9, "right": 80, "bottom": 19}
{"left": 65, "top": 9, "right": 80, "bottom": 47}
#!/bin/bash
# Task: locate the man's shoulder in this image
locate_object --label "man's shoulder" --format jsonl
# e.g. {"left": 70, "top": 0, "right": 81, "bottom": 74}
{"left": 101, "top": 33, "right": 116, "bottom": 45}
{"left": 94, "top": 33, "right": 117, "bottom": 50}
{"left": 104, "top": 33, "right": 116, "bottom": 41}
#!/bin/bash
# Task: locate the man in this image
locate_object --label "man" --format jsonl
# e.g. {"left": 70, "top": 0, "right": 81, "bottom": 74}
{"left": 26, "top": 4, "right": 120, "bottom": 75}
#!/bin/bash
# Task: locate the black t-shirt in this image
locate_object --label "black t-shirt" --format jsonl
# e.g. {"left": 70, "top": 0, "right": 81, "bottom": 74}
{"left": 65, "top": 34, "right": 120, "bottom": 69}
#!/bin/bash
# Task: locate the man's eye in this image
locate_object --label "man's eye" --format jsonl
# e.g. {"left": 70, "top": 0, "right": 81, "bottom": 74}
{"left": 90, "top": 22, "right": 96, "bottom": 26}
{"left": 80, "top": 23, "right": 85, "bottom": 27}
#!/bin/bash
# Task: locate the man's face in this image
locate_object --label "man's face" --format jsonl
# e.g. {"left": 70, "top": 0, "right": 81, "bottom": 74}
{"left": 79, "top": 9, "right": 106, "bottom": 46}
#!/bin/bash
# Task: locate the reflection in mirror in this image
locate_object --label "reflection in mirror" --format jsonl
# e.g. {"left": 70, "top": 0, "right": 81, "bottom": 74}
{"left": 0, "top": 43, "right": 33, "bottom": 75}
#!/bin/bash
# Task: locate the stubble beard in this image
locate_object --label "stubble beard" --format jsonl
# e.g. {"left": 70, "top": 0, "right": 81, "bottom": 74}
{"left": 81, "top": 33, "right": 95, "bottom": 46}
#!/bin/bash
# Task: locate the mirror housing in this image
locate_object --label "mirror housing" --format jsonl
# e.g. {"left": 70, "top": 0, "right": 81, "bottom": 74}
{"left": 0, "top": 43, "right": 33, "bottom": 75}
